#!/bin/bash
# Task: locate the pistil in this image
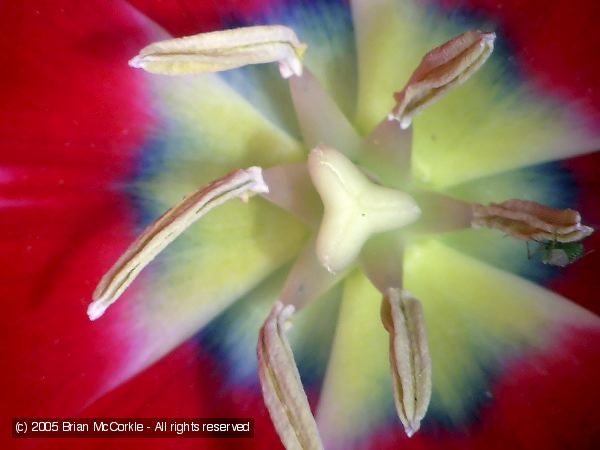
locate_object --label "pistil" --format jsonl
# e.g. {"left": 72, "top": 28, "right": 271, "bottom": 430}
{"left": 307, "top": 145, "right": 421, "bottom": 274}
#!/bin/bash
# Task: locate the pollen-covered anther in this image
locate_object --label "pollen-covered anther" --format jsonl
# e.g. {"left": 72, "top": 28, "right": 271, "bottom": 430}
{"left": 389, "top": 30, "right": 496, "bottom": 129}
{"left": 87, "top": 167, "right": 268, "bottom": 321}
{"left": 381, "top": 288, "right": 432, "bottom": 437}
{"left": 308, "top": 145, "right": 421, "bottom": 274}
{"left": 129, "top": 25, "right": 307, "bottom": 78}
{"left": 257, "top": 302, "right": 324, "bottom": 450}
{"left": 472, "top": 199, "right": 594, "bottom": 242}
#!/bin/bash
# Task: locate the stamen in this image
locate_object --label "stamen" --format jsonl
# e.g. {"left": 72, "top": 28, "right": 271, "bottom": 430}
{"left": 279, "top": 238, "right": 347, "bottom": 310}
{"left": 360, "top": 233, "right": 404, "bottom": 293}
{"left": 380, "top": 288, "right": 432, "bottom": 437}
{"left": 289, "top": 69, "right": 362, "bottom": 158}
{"left": 409, "top": 190, "right": 474, "bottom": 234}
{"left": 359, "top": 119, "right": 412, "bottom": 188}
{"left": 261, "top": 164, "right": 322, "bottom": 227}
{"left": 389, "top": 30, "right": 495, "bottom": 129}
{"left": 88, "top": 167, "right": 268, "bottom": 320}
{"left": 307, "top": 145, "right": 421, "bottom": 273}
{"left": 129, "top": 25, "right": 307, "bottom": 79}
{"left": 257, "top": 302, "right": 324, "bottom": 450}
{"left": 472, "top": 199, "right": 594, "bottom": 242}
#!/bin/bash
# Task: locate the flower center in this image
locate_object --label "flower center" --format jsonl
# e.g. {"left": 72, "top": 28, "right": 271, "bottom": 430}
{"left": 87, "top": 24, "right": 594, "bottom": 450}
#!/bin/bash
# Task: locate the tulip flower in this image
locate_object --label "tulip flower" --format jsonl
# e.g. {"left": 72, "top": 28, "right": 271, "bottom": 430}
{"left": 3, "top": 1, "right": 600, "bottom": 449}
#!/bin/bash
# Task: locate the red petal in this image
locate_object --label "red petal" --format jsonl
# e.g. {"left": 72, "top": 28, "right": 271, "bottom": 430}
{"left": 0, "top": 0, "right": 157, "bottom": 441}
{"left": 126, "top": 0, "right": 276, "bottom": 36}
{"left": 0, "top": 1, "right": 154, "bottom": 170}
{"left": 20, "top": 341, "right": 284, "bottom": 450}
{"left": 552, "top": 152, "right": 600, "bottom": 315}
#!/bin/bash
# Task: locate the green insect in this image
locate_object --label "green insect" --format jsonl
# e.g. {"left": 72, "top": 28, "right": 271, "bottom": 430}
{"left": 527, "top": 240, "right": 588, "bottom": 267}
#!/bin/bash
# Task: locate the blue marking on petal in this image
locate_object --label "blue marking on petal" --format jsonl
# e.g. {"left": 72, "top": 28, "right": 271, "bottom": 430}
{"left": 195, "top": 268, "right": 285, "bottom": 389}
{"left": 124, "top": 134, "right": 171, "bottom": 225}
{"left": 197, "top": 267, "right": 341, "bottom": 390}
{"left": 426, "top": 337, "right": 518, "bottom": 431}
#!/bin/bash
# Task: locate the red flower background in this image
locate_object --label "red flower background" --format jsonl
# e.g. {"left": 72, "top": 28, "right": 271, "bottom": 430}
{"left": 1, "top": 0, "right": 600, "bottom": 449}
